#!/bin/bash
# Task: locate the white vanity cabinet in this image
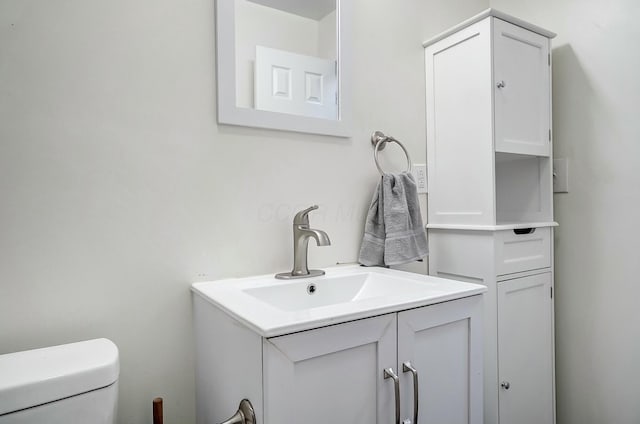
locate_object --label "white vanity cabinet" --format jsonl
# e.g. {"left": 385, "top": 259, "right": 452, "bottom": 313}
{"left": 423, "top": 9, "right": 557, "bottom": 424}
{"left": 193, "top": 293, "right": 483, "bottom": 424}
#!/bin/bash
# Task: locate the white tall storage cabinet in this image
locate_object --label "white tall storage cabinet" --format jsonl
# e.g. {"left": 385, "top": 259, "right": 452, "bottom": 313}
{"left": 423, "top": 9, "right": 557, "bottom": 424}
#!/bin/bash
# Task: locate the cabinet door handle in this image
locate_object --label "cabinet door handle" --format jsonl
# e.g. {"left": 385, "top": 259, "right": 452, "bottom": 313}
{"left": 384, "top": 368, "right": 400, "bottom": 424}
{"left": 501, "top": 381, "right": 511, "bottom": 390}
{"left": 403, "top": 362, "right": 419, "bottom": 424}
{"left": 496, "top": 80, "right": 506, "bottom": 89}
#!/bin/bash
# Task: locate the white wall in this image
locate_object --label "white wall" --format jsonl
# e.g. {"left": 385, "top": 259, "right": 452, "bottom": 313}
{"left": 0, "top": 1, "right": 487, "bottom": 423}
{"left": 488, "top": 1, "right": 640, "bottom": 423}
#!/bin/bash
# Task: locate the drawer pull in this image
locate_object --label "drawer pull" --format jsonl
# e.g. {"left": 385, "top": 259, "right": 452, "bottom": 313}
{"left": 513, "top": 228, "right": 535, "bottom": 235}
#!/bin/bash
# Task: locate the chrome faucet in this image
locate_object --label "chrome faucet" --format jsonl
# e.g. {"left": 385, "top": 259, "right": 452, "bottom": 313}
{"left": 275, "top": 205, "right": 331, "bottom": 279}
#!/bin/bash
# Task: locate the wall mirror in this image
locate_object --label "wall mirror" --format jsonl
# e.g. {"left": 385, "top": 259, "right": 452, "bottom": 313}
{"left": 216, "top": 0, "right": 352, "bottom": 137}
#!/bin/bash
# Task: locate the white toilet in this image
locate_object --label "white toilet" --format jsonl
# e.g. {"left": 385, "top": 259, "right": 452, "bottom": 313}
{"left": 0, "top": 338, "right": 119, "bottom": 424}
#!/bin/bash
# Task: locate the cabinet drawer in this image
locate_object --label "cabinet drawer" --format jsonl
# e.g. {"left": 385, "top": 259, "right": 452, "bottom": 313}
{"left": 495, "top": 227, "right": 551, "bottom": 275}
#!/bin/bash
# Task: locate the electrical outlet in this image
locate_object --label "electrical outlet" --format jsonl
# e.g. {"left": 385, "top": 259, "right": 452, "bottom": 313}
{"left": 412, "top": 164, "right": 428, "bottom": 194}
{"left": 553, "top": 158, "right": 569, "bottom": 193}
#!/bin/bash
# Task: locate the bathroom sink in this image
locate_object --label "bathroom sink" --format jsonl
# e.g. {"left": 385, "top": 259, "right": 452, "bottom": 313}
{"left": 192, "top": 265, "right": 486, "bottom": 337}
{"left": 243, "top": 272, "right": 449, "bottom": 312}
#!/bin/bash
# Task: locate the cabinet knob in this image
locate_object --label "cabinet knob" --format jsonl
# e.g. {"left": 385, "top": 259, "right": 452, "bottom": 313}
{"left": 496, "top": 80, "right": 506, "bottom": 89}
{"left": 501, "top": 381, "right": 511, "bottom": 390}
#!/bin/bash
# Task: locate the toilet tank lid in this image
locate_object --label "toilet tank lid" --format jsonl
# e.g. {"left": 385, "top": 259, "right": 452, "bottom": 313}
{"left": 0, "top": 338, "right": 119, "bottom": 415}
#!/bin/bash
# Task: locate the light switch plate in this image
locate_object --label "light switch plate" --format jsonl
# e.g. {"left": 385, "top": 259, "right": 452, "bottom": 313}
{"left": 553, "top": 158, "right": 569, "bottom": 193}
{"left": 412, "top": 164, "right": 428, "bottom": 194}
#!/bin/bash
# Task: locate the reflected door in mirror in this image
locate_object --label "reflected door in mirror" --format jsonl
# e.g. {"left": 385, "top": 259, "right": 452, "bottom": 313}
{"left": 255, "top": 46, "right": 337, "bottom": 119}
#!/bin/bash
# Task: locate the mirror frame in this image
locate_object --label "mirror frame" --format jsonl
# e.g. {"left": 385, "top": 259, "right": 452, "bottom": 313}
{"left": 215, "top": 0, "right": 352, "bottom": 137}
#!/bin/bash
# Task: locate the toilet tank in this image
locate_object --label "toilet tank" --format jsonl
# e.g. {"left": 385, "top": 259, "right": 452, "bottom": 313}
{"left": 0, "top": 339, "right": 119, "bottom": 424}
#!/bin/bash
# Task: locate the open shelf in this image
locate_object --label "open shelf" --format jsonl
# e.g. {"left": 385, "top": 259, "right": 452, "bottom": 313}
{"left": 495, "top": 152, "right": 552, "bottom": 225}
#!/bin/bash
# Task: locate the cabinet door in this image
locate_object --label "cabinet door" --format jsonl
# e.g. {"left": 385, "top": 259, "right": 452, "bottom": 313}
{"left": 493, "top": 18, "right": 551, "bottom": 156}
{"left": 425, "top": 18, "right": 495, "bottom": 227}
{"left": 398, "top": 296, "right": 483, "bottom": 424}
{"left": 498, "top": 273, "right": 554, "bottom": 424}
{"left": 263, "top": 314, "right": 397, "bottom": 424}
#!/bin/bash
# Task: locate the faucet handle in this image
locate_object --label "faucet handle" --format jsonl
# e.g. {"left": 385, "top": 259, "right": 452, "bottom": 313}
{"left": 293, "top": 205, "right": 319, "bottom": 225}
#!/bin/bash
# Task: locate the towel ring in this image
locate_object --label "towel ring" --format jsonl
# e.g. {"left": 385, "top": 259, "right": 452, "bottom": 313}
{"left": 371, "top": 131, "right": 412, "bottom": 175}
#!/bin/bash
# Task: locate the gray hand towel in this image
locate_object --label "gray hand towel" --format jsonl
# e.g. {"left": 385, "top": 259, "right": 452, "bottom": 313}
{"left": 382, "top": 172, "right": 428, "bottom": 265}
{"left": 358, "top": 177, "right": 386, "bottom": 266}
{"left": 358, "top": 172, "right": 428, "bottom": 266}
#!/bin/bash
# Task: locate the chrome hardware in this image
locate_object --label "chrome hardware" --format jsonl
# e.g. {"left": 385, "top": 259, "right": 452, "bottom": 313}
{"left": 501, "top": 381, "right": 511, "bottom": 390}
{"left": 293, "top": 205, "right": 318, "bottom": 226}
{"left": 371, "top": 130, "right": 391, "bottom": 151}
{"left": 218, "top": 399, "right": 256, "bottom": 424}
{"left": 384, "top": 368, "right": 401, "bottom": 424}
{"left": 370, "top": 131, "right": 412, "bottom": 175}
{"left": 403, "top": 362, "right": 419, "bottom": 424}
{"left": 496, "top": 80, "right": 506, "bottom": 89}
{"left": 275, "top": 205, "right": 331, "bottom": 280}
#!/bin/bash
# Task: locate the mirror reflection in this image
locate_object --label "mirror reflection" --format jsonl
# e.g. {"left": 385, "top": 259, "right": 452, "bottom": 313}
{"left": 234, "top": 0, "right": 338, "bottom": 120}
